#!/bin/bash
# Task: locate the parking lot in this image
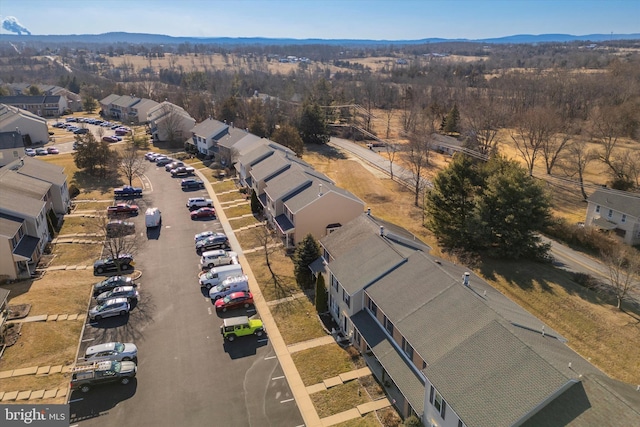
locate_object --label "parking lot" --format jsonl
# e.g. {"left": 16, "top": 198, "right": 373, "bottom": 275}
{"left": 69, "top": 161, "right": 303, "bottom": 426}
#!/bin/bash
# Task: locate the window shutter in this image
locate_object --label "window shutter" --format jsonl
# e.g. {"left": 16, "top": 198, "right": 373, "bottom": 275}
{"left": 429, "top": 386, "right": 435, "bottom": 404}
{"left": 442, "top": 401, "right": 447, "bottom": 419}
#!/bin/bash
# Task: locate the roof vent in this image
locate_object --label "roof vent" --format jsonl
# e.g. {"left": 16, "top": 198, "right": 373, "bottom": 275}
{"left": 462, "top": 272, "right": 470, "bottom": 286}
{"left": 367, "top": 207, "right": 371, "bottom": 216}
{"left": 379, "top": 226, "right": 384, "bottom": 236}
{"left": 318, "top": 183, "right": 323, "bottom": 196}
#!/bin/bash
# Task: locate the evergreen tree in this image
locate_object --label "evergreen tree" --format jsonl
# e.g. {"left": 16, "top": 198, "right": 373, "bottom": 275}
{"left": 293, "top": 233, "right": 321, "bottom": 288}
{"left": 83, "top": 96, "right": 98, "bottom": 113}
{"left": 299, "top": 102, "right": 330, "bottom": 145}
{"left": 272, "top": 123, "right": 304, "bottom": 156}
{"left": 315, "top": 274, "right": 328, "bottom": 313}
{"left": 443, "top": 104, "right": 460, "bottom": 134}
{"left": 250, "top": 190, "right": 263, "bottom": 214}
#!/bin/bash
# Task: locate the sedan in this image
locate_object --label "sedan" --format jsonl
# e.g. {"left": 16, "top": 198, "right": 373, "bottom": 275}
{"left": 102, "top": 136, "right": 119, "bottom": 143}
{"left": 191, "top": 207, "right": 216, "bottom": 220}
{"left": 214, "top": 291, "right": 254, "bottom": 312}
{"left": 107, "top": 203, "right": 139, "bottom": 216}
{"left": 89, "top": 297, "right": 130, "bottom": 321}
{"left": 96, "top": 286, "right": 139, "bottom": 304}
{"left": 47, "top": 146, "right": 59, "bottom": 154}
{"left": 155, "top": 157, "right": 173, "bottom": 166}
{"left": 74, "top": 128, "right": 90, "bottom": 134}
{"left": 194, "top": 231, "right": 225, "bottom": 244}
{"left": 181, "top": 178, "right": 204, "bottom": 190}
{"left": 24, "top": 148, "right": 36, "bottom": 157}
{"left": 93, "top": 276, "right": 136, "bottom": 296}
{"left": 35, "top": 148, "right": 48, "bottom": 156}
{"left": 83, "top": 341, "right": 138, "bottom": 363}
{"left": 165, "top": 161, "right": 184, "bottom": 171}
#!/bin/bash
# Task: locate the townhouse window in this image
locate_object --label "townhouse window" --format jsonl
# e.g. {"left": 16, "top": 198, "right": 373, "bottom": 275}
{"left": 368, "top": 299, "right": 378, "bottom": 317}
{"left": 622, "top": 214, "right": 627, "bottom": 223}
{"left": 383, "top": 316, "right": 394, "bottom": 335}
{"left": 342, "top": 290, "right": 351, "bottom": 308}
{"left": 429, "top": 387, "right": 446, "bottom": 420}
{"left": 354, "top": 330, "right": 361, "bottom": 346}
{"left": 595, "top": 205, "right": 600, "bottom": 213}
{"left": 608, "top": 209, "right": 613, "bottom": 218}
{"left": 401, "top": 337, "right": 414, "bottom": 360}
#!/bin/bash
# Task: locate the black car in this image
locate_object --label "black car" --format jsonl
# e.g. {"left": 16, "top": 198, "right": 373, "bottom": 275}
{"left": 70, "top": 360, "right": 137, "bottom": 393}
{"left": 181, "top": 178, "right": 204, "bottom": 190}
{"left": 93, "top": 275, "right": 136, "bottom": 296}
{"left": 196, "top": 235, "right": 230, "bottom": 255}
{"left": 93, "top": 254, "right": 134, "bottom": 275}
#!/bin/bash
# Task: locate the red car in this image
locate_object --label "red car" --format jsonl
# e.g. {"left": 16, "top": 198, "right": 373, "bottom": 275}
{"left": 107, "top": 203, "right": 139, "bottom": 216}
{"left": 102, "top": 136, "right": 118, "bottom": 143}
{"left": 190, "top": 207, "right": 216, "bottom": 220}
{"left": 214, "top": 291, "right": 254, "bottom": 312}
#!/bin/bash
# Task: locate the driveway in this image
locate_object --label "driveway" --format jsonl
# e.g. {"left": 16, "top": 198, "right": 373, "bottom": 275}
{"left": 69, "top": 162, "right": 303, "bottom": 426}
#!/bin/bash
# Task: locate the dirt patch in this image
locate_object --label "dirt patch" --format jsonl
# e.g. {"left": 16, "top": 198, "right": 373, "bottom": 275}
{"left": 7, "top": 304, "right": 30, "bottom": 320}
{"left": 1, "top": 322, "right": 22, "bottom": 347}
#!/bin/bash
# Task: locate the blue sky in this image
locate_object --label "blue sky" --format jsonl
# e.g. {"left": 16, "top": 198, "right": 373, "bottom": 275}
{"left": 0, "top": 0, "right": 638, "bottom": 40}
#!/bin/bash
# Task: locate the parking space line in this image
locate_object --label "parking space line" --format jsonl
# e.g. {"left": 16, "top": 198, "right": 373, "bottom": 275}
{"left": 264, "top": 355, "right": 276, "bottom": 360}
{"left": 280, "top": 398, "right": 294, "bottom": 404}
{"left": 68, "top": 399, "right": 83, "bottom": 404}
{"left": 207, "top": 307, "right": 212, "bottom": 315}
{"left": 272, "top": 375, "right": 284, "bottom": 380}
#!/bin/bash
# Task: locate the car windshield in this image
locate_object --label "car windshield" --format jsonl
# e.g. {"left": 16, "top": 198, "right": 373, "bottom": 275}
{"left": 114, "top": 342, "right": 124, "bottom": 353}
{"left": 95, "top": 303, "right": 106, "bottom": 311}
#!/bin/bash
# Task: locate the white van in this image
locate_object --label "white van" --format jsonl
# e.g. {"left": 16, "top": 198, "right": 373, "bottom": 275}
{"left": 200, "top": 250, "right": 238, "bottom": 270}
{"left": 145, "top": 207, "right": 162, "bottom": 228}
{"left": 209, "top": 274, "right": 249, "bottom": 300}
{"left": 199, "top": 264, "right": 243, "bottom": 289}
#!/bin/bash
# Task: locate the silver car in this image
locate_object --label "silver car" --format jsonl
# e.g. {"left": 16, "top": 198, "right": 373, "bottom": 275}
{"left": 83, "top": 342, "right": 138, "bottom": 363}
{"left": 89, "top": 298, "right": 130, "bottom": 321}
{"left": 96, "top": 286, "right": 139, "bottom": 304}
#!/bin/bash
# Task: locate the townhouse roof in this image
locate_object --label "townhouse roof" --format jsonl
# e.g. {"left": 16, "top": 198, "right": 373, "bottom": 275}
{"left": 111, "top": 95, "right": 140, "bottom": 108}
{"left": 0, "top": 131, "right": 25, "bottom": 149}
{"left": 100, "top": 94, "right": 121, "bottom": 105}
{"left": 0, "top": 103, "right": 48, "bottom": 124}
{"left": 16, "top": 157, "right": 67, "bottom": 186}
{"left": 239, "top": 144, "right": 276, "bottom": 168}
{"left": 130, "top": 98, "right": 158, "bottom": 110}
{"left": 192, "top": 118, "right": 229, "bottom": 139}
{"left": 264, "top": 169, "right": 311, "bottom": 203}
{"left": 0, "top": 169, "right": 51, "bottom": 200}
{"left": 284, "top": 180, "right": 363, "bottom": 214}
{"left": 328, "top": 234, "right": 406, "bottom": 295}
{"left": 0, "top": 95, "right": 63, "bottom": 105}
{"left": 250, "top": 153, "right": 291, "bottom": 183}
{"left": 587, "top": 188, "right": 640, "bottom": 218}
{"left": 0, "top": 214, "right": 22, "bottom": 238}
{"left": 148, "top": 102, "right": 193, "bottom": 121}
{"left": 217, "top": 131, "right": 261, "bottom": 152}
{"left": 0, "top": 188, "right": 45, "bottom": 218}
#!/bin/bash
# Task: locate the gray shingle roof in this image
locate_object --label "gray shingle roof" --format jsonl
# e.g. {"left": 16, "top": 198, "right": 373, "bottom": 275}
{"left": 218, "top": 132, "right": 263, "bottom": 152}
{"left": 0, "top": 215, "right": 22, "bottom": 238}
{"left": 0, "top": 188, "right": 45, "bottom": 218}
{"left": 0, "top": 170, "right": 51, "bottom": 200}
{"left": 238, "top": 144, "right": 274, "bottom": 167}
{"left": 111, "top": 95, "right": 140, "bottom": 108}
{"left": 425, "top": 320, "right": 573, "bottom": 427}
{"left": 191, "top": 118, "right": 229, "bottom": 139}
{"left": 17, "top": 157, "right": 66, "bottom": 186}
{"left": 100, "top": 94, "right": 121, "bottom": 105}
{"left": 264, "top": 169, "right": 311, "bottom": 202}
{"left": 588, "top": 188, "right": 640, "bottom": 218}
{"left": 250, "top": 153, "right": 291, "bottom": 183}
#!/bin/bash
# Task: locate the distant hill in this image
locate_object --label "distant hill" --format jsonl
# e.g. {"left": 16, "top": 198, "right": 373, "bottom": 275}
{"left": 1, "top": 32, "right": 639, "bottom": 46}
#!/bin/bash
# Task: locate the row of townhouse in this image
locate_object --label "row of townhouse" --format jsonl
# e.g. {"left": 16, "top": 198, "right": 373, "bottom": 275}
{"left": 4, "top": 83, "right": 83, "bottom": 112}
{"left": 99, "top": 94, "right": 161, "bottom": 125}
{"left": 0, "top": 104, "right": 50, "bottom": 157}
{"left": 0, "top": 95, "right": 68, "bottom": 118}
{"left": 0, "top": 157, "right": 71, "bottom": 280}
{"left": 314, "top": 212, "right": 640, "bottom": 426}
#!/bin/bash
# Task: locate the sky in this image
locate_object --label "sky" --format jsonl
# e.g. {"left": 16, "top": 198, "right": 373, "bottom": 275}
{"left": 0, "top": 0, "right": 638, "bottom": 40}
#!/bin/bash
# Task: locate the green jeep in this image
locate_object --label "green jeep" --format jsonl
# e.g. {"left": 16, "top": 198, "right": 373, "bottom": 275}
{"left": 220, "top": 316, "right": 265, "bottom": 341}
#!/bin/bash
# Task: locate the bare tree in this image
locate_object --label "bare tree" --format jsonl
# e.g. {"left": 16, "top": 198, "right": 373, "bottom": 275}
{"left": 540, "top": 119, "right": 576, "bottom": 175}
{"left": 510, "top": 108, "right": 558, "bottom": 175}
{"left": 385, "top": 143, "right": 398, "bottom": 181}
{"left": 590, "top": 105, "right": 632, "bottom": 187}
{"left": 601, "top": 244, "right": 640, "bottom": 310}
{"left": 158, "top": 103, "right": 185, "bottom": 147}
{"left": 559, "top": 139, "right": 597, "bottom": 200}
{"left": 91, "top": 213, "right": 140, "bottom": 275}
{"left": 464, "top": 95, "right": 503, "bottom": 155}
{"left": 406, "top": 133, "right": 431, "bottom": 206}
{"left": 119, "top": 143, "right": 147, "bottom": 186}
{"left": 253, "top": 225, "right": 290, "bottom": 300}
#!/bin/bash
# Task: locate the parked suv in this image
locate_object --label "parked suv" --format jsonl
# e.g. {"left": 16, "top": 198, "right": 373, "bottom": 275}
{"left": 200, "top": 250, "right": 238, "bottom": 269}
{"left": 70, "top": 360, "right": 137, "bottom": 393}
{"left": 93, "top": 254, "right": 134, "bottom": 274}
{"left": 93, "top": 276, "right": 136, "bottom": 296}
{"left": 186, "top": 197, "right": 213, "bottom": 210}
{"left": 220, "top": 316, "right": 264, "bottom": 341}
{"left": 196, "top": 235, "right": 230, "bottom": 254}
{"left": 82, "top": 342, "right": 138, "bottom": 363}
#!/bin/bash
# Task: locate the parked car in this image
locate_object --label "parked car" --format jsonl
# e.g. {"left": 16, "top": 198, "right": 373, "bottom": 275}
{"left": 214, "top": 291, "right": 254, "bottom": 312}
{"left": 47, "top": 146, "right": 59, "bottom": 154}
{"left": 155, "top": 157, "right": 173, "bottom": 166}
{"left": 89, "top": 297, "right": 130, "bottom": 321}
{"left": 82, "top": 342, "right": 138, "bottom": 363}
{"left": 220, "top": 316, "right": 264, "bottom": 341}
{"left": 196, "top": 234, "right": 230, "bottom": 254}
{"left": 93, "top": 254, "right": 134, "bottom": 275}
{"left": 194, "top": 231, "right": 225, "bottom": 244}
{"left": 106, "top": 220, "right": 135, "bottom": 237}
{"left": 70, "top": 360, "right": 137, "bottom": 393}
{"left": 35, "top": 148, "right": 48, "bottom": 155}
{"left": 165, "top": 161, "right": 184, "bottom": 171}
{"left": 24, "top": 148, "right": 36, "bottom": 157}
{"left": 93, "top": 275, "right": 136, "bottom": 296}
{"left": 107, "top": 203, "right": 139, "bottom": 216}
{"left": 190, "top": 207, "right": 216, "bottom": 220}
{"left": 145, "top": 207, "right": 162, "bottom": 228}
{"left": 145, "top": 152, "right": 160, "bottom": 161}
{"left": 171, "top": 166, "right": 195, "bottom": 177}
{"left": 115, "top": 128, "right": 131, "bottom": 136}
{"left": 186, "top": 197, "right": 213, "bottom": 210}
{"left": 102, "top": 135, "right": 119, "bottom": 143}
{"left": 200, "top": 249, "right": 238, "bottom": 269}
{"left": 96, "top": 286, "right": 139, "bottom": 304}
{"left": 181, "top": 178, "right": 204, "bottom": 190}
{"left": 74, "top": 128, "right": 90, "bottom": 134}
{"left": 114, "top": 185, "right": 142, "bottom": 198}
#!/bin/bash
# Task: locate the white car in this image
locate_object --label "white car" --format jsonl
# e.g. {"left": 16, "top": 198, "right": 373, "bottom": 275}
{"left": 89, "top": 298, "right": 130, "bottom": 321}
{"left": 186, "top": 197, "right": 213, "bottom": 210}
{"left": 194, "top": 231, "right": 225, "bottom": 244}
{"left": 200, "top": 250, "right": 238, "bottom": 269}
{"left": 83, "top": 342, "right": 138, "bottom": 363}
{"left": 24, "top": 148, "right": 36, "bottom": 157}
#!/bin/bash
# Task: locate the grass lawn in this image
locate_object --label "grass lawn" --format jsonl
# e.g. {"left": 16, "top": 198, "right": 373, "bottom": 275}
{"left": 311, "top": 380, "right": 371, "bottom": 418}
{"left": 228, "top": 215, "right": 261, "bottom": 230}
{"left": 58, "top": 216, "right": 99, "bottom": 235}
{"left": 0, "top": 321, "right": 83, "bottom": 371}
{"left": 0, "top": 372, "right": 70, "bottom": 404}
{"left": 223, "top": 203, "right": 252, "bottom": 219}
{"left": 244, "top": 251, "right": 299, "bottom": 301}
{"left": 292, "top": 344, "right": 360, "bottom": 386}
{"left": 217, "top": 191, "right": 245, "bottom": 203}
{"left": 235, "top": 227, "right": 270, "bottom": 250}
{"left": 4, "top": 270, "right": 95, "bottom": 316}
{"left": 49, "top": 243, "right": 103, "bottom": 267}
{"left": 270, "top": 299, "right": 327, "bottom": 345}
{"left": 72, "top": 200, "right": 114, "bottom": 212}
{"left": 211, "top": 179, "right": 239, "bottom": 193}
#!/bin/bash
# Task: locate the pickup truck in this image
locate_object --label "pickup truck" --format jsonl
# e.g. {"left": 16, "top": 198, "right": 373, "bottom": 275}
{"left": 171, "top": 166, "right": 196, "bottom": 177}
{"left": 114, "top": 185, "right": 143, "bottom": 198}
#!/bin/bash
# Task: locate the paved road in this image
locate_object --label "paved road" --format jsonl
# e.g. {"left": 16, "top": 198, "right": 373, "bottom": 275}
{"left": 69, "top": 163, "right": 303, "bottom": 426}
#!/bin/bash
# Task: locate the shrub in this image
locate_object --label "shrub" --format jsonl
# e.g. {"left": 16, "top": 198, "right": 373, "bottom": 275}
{"left": 403, "top": 415, "right": 423, "bottom": 427}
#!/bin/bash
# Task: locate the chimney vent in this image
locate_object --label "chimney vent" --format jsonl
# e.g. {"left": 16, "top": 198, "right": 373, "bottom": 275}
{"left": 318, "top": 183, "right": 323, "bottom": 196}
{"left": 367, "top": 208, "right": 371, "bottom": 216}
{"left": 379, "top": 226, "right": 384, "bottom": 236}
{"left": 463, "top": 272, "right": 470, "bottom": 286}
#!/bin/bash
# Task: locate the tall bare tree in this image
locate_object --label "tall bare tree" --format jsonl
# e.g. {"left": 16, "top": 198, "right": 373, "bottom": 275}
{"left": 590, "top": 105, "right": 632, "bottom": 187}
{"left": 464, "top": 95, "right": 503, "bottom": 156}
{"left": 601, "top": 244, "right": 640, "bottom": 310}
{"left": 385, "top": 143, "right": 398, "bottom": 181}
{"left": 406, "top": 133, "right": 431, "bottom": 206}
{"left": 510, "top": 107, "right": 559, "bottom": 175}
{"left": 559, "top": 139, "right": 597, "bottom": 201}
{"left": 91, "top": 213, "right": 140, "bottom": 275}
{"left": 119, "top": 143, "right": 147, "bottom": 186}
